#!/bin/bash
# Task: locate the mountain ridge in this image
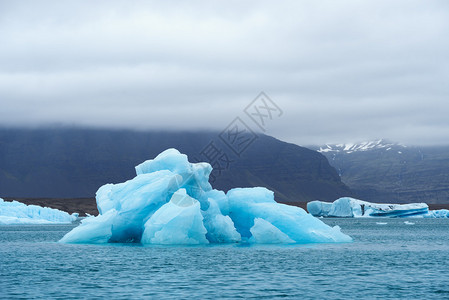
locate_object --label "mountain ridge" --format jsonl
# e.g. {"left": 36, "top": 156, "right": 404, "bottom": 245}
{"left": 313, "top": 140, "right": 449, "bottom": 204}
{"left": 0, "top": 128, "right": 352, "bottom": 203}
{"left": 317, "top": 139, "right": 406, "bottom": 154}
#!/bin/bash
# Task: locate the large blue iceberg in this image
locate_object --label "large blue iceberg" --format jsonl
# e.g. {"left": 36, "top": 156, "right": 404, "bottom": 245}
{"left": 0, "top": 198, "right": 78, "bottom": 224}
{"left": 60, "top": 149, "right": 352, "bottom": 244}
{"left": 308, "top": 197, "right": 449, "bottom": 218}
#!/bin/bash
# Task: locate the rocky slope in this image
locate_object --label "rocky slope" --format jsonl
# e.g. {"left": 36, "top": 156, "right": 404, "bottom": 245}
{"left": 0, "top": 128, "right": 352, "bottom": 203}
{"left": 314, "top": 140, "right": 449, "bottom": 204}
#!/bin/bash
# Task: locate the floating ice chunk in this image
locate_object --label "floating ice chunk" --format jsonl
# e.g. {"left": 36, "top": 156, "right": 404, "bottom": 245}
{"left": 59, "top": 209, "right": 117, "bottom": 243}
{"left": 308, "top": 197, "right": 429, "bottom": 218}
{"left": 203, "top": 198, "right": 241, "bottom": 243}
{"left": 60, "top": 148, "right": 352, "bottom": 244}
{"left": 141, "top": 189, "right": 208, "bottom": 245}
{"left": 107, "top": 171, "right": 183, "bottom": 243}
{"left": 424, "top": 209, "right": 449, "bottom": 218}
{"left": 249, "top": 218, "right": 295, "bottom": 244}
{"left": 329, "top": 198, "right": 355, "bottom": 217}
{"left": 96, "top": 171, "right": 181, "bottom": 215}
{"left": 0, "top": 198, "right": 78, "bottom": 225}
{"left": 136, "top": 148, "right": 212, "bottom": 200}
{"left": 307, "top": 201, "right": 332, "bottom": 217}
{"left": 136, "top": 148, "right": 191, "bottom": 176}
{"left": 95, "top": 183, "right": 115, "bottom": 215}
{"left": 204, "top": 189, "right": 229, "bottom": 215}
{"left": 204, "top": 214, "right": 241, "bottom": 243}
{"left": 404, "top": 221, "right": 415, "bottom": 225}
{"left": 227, "top": 187, "right": 352, "bottom": 243}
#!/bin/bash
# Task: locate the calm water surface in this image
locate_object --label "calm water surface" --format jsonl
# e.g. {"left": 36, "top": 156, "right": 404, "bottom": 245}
{"left": 1, "top": 218, "right": 449, "bottom": 299}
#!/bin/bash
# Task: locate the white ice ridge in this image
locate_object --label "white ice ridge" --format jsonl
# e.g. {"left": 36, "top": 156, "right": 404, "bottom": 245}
{"left": 318, "top": 139, "right": 403, "bottom": 153}
{"left": 0, "top": 198, "right": 78, "bottom": 224}
{"left": 307, "top": 197, "right": 449, "bottom": 218}
{"left": 60, "top": 148, "right": 352, "bottom": 245}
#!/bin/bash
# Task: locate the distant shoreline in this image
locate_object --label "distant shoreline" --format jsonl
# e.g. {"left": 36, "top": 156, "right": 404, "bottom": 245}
{"left": 2, "top": 197, "right": 449, "bottom": 217}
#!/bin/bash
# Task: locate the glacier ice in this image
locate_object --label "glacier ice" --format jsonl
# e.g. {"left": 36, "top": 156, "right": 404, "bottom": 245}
{"left": 306, "top": 200, "right": 333, "bottom": 217}
{"left": 60, "top": 148, "right": 352, "bottom": 244}
{"left": 141, "top": 189, "right": 208, "bottom": 245}
{"left": 250, "top": 218, "right": 295, "bottom": 244}
{"left": 424, "top": 209, "right": 449, "bottom": 218}
{"left": 308, "top": 197, "right": 448, "bottom": 218}
{"left": 0, "top": 198, "right": 78, "bottom": 225}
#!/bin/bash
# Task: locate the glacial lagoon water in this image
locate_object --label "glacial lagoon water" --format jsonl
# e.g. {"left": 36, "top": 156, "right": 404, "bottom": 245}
{"left": 1, "top": 218, "right": 449, "bottom": 299}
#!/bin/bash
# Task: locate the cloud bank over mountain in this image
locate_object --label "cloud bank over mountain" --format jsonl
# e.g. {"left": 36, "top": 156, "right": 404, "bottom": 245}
{"left": 1, "top": 0, "right": 448, "bottom": 145}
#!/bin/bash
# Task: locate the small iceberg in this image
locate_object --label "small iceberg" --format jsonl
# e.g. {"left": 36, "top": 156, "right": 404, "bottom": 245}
{"left": 425, "top": 209, "right": 449, "bottom": 218}
{"left": 308, "top": 198, "right": 449, "bottom": 218}
{"left": 307, "top": 197, "right": 449, "bottom": 218}
{"left": 376, "top": 222, "right": 388, "bottom": 225}
{"left": 60, "top": 148, "right": 352, "bottom": 245}
{"left": 404, "top": 221, "right": 415, "bottom": 225}
{"left": 0, "top": 198, "right": 78, "bottom": 224}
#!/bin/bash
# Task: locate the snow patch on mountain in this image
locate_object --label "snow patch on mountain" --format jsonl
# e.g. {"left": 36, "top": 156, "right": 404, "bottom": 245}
{"left": 318, "top": 139, "right": 406, "bottom": 154}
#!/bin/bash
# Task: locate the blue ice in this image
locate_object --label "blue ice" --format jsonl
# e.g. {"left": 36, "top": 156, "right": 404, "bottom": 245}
{"left": 308, "top": 197, "right": 448, "bottom": 218}
{"left": 0, "top": 198, "right": 78, "bottom": 224}
{"left": 60, "top": 149, "right": 352, "bottom": 244}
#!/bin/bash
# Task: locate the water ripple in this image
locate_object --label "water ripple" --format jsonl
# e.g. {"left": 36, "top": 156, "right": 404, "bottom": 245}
{"left": 1, "top": 219, "right": 449, "bottom": 299}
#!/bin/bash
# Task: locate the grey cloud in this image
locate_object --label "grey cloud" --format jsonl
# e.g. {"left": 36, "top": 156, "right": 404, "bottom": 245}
{"left": 0, "top": 0, "right": 448, "bottom": 146}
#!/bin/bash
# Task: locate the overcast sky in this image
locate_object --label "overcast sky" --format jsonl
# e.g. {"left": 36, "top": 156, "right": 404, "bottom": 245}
{"left": 1, "top": 0, "right": 448, "bottom": 146}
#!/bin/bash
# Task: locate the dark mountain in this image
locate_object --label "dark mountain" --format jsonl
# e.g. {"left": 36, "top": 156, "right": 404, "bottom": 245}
{"left": 0, "top": 128, "right": 351, "bottom": 203}
{"left": 314, "top": 140, "right": 449, "bottom": 204}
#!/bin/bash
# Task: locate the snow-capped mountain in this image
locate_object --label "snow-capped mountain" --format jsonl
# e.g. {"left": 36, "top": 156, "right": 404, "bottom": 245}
{"left": 314, "top": 140, "right": 449, "bottom": 204}
{"left": 318, "top": 139, "right": 406, "bottom": 154}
